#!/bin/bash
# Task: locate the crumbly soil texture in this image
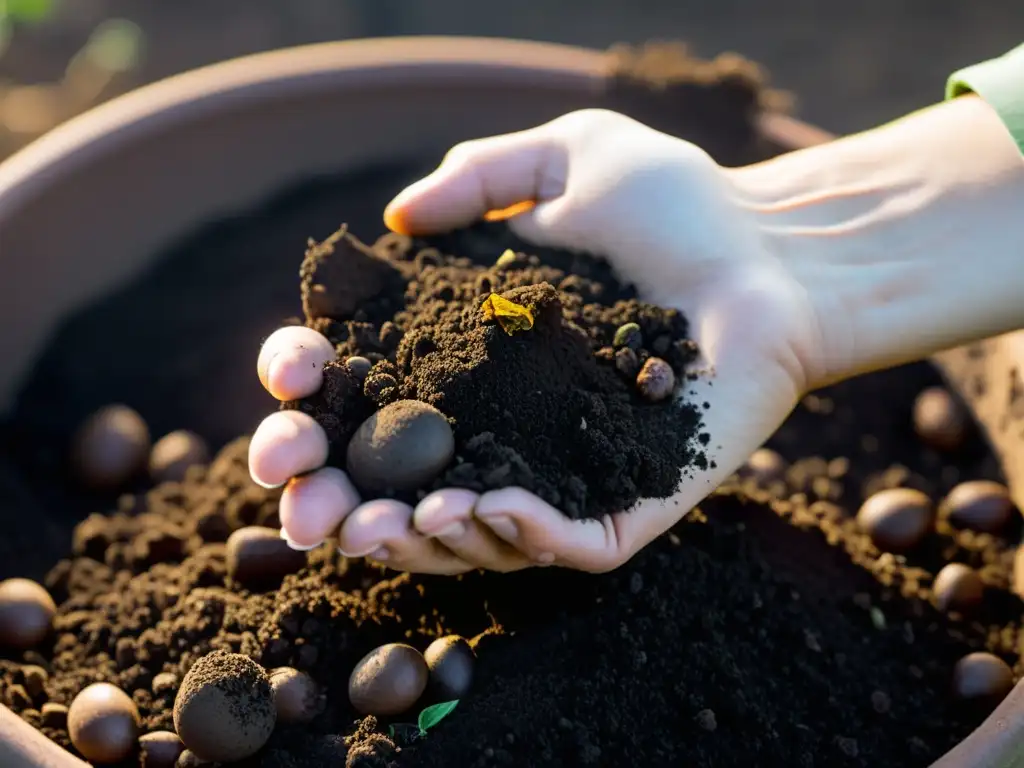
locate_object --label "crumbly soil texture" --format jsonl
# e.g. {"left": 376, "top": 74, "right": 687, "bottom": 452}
{"left": 1, "top": 43, "right": 1022, "bottom": 768}
{"left": 288, "top": 223, "right": 706, "bottom": 519}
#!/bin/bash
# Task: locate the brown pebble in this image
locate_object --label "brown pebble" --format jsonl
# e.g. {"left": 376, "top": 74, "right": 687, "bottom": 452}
{"left": 0, "top": 578, "right": 57, "bottom": 649}
{"left": 744, "top": 448, "right": 786, "bottom": 484}
{"left": 173, "top": 650, "right": 276, "bottom": 762}
{"left": 933, "top": 563, "right": 984, "bottom": 614}
{"left": 346, "top": 400, "right": 455, "bottom": 493}
{"left": 139, "top": 731, "right": 186, "bottom": 768}
{"left": 269, "top": 667, "right": 320, "bottom": 724}
{"left": 67, "top": 682, "right": 140, "bottom": 764}
{"left": 344, "top": 356, "right": 373, "bottom": 383}
{"left": 71, "top": 404, "right": 151, "bottom": 490}
{"left": 149, "top": 430, "right": 209, "bottom": 483}
{"left": 348, "top": 643, "right": 428, "bottom": 716}
{"left": 40, "top": 702, "right": 68, "bottom": 728}
{"left": 942, "top": 480, "right": 1015, "bottom": 533}
{"left": 856, "top": 488, "right": 934, "bottom": 552}
{"left": 636, "top": 357, "right": 675, "bottom": 403}
{"left": 424, "top": 635, "right": 476, "bottom": 701}
{"left": 913, "top": 387, "right": 969, "bottom": 452}
{"left": 952, "top": 652, "right": 1014, "bottom": 703}
{"left": 225, "top": 526, "right": 308, "bottom": 587}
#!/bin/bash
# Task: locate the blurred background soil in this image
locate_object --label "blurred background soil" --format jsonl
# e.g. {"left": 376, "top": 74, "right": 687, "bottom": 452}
{"left": 1, "top": 0, "right": 1023, "bottom": 163}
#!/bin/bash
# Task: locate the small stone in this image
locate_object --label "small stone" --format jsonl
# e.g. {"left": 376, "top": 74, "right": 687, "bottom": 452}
{"left": 834, "top": 737, "right": 859, "bottom": 758}
{"left": 856, "top": 488, "right": 934, "bottom": 552}
{"left": 913, "top": 387, "right": 969, "bottom": 452}
{"left": 139, "top": 731, "right": 186, "bottom": 768}
{"left": 67, "top": 682, "right": 140, "bottom": 764}
{"left": 71, "top": 404, "right": 151, "bottom": 491}
{"left": 744, "top": 448, "right": 786, "bottom": 484}
{"left": 952, "top": 652, "right": 1014, "bottom": 703}
{"left": 613, "top": 322, "right": 643, "bottom": 350}
{"left": 933, "top": 563, "right": 984, "bottom": 614}
{"left": 149, "top": 431, "right": 209, "bottom": 483}
{"left": 424, "top": 636, "right": 476, "bottom": 701}
{"left": 225, "top": 527, "right": 308, "bottom": 588}
{"left": 613, "top": 347, "right": 640, "bottom": 378}
{"left": 348, "top": 643, "right": 428, "bottom": 717}
{"left": 344, "top": 356, "right": 373, "bottom": 384}
{"left": 942, "top": 480, "right": 1015, "bottom": 533}
{"left": 346, "top": 400, "right": 455, "bottom": 493}
{"left": 269, "top": 667, "right": 320, "bottom": 724}
{"left": 175, "top": 750, "right": 212, "bottom": 768}
{"left": 173, "top": 651, "right": 276, "bottom": 763}
{"left": 694, "top": 709, "right": 717, "bottom": 731}
{"left": 40, "top": 702, "right": 68, "bottom": 728}
{"left": 635, "top": 357, "right": 675, "bottom": 403}
{"left": 0, "top": 578, "right": 57, "bottom": 649}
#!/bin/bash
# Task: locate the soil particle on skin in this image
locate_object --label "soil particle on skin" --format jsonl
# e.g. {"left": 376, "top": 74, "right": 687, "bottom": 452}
{"left": 290, "top": 224, "right": 706, "bottom": 520}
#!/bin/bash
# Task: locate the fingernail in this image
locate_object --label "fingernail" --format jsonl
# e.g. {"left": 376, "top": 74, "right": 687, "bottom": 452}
{"left": 337, "top": 543, "right": 381, "bottom": 559}
{"left": 535, "top": 552, "right": 555, "bottom": 564}
{"left": 279, "top": 528, "right": 319, "bottom": 551}
{"left": 432, "top": 522, "right": 466, "bottom": 540}
{"left": 481, "top": 515, "right": 518, "bottom": 542}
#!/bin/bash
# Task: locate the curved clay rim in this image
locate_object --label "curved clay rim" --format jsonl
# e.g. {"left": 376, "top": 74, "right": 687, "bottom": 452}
{"left": 0, "top": 35, "right": 1020, "bottom": 768}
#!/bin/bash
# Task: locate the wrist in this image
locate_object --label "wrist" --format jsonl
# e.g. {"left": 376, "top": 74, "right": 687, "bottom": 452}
{"left": 730, "top": 96, "right": 1024, "bottom": 389}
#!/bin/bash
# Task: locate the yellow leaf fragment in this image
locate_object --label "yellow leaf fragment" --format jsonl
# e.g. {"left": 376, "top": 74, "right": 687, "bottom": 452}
{"left": 481, "top": 293, "right": 534, "bottom": 335}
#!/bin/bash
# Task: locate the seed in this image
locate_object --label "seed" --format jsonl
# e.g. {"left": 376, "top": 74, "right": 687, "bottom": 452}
{"left": 348, "top": 643, "right": 428, "bottom": 717}
{"left": 139, "top": 731, "right": 185, "bottom": 768}
{"left": 225, "top": 526, "right": 308, "bottom": 588}
{"left": 856, "top": 488, "right": 934, "bottom": 552}
{"left": 424, "top": 635, "right": 476, "bottom": 701}
{"left": 933, "top": 563, "right": 984, "bottom": 614}
{"left": 70, "top": 404, "right": 151, "bottom": 491}
{"left": 67, "top": 682, "right": 140, "bottom": 764}
{"left": 613, "top": 323, "right": 643, "bottom": 350}
{"left": 952, "top": 652, "right": 1014, "bottom": 703}
{"left": 0, "top": 578, "right": 57, "bottom": 649}
{"left": 942, "top": 480, "right": 1015, "bottom": 533}
{"left": 149, "top": 430, "right": 209, "bottom": 483}
{"left": 269, "top": 667, "right": 320, "bottom": 724}
{"left": 344, "top": 356, "right": 373, "bottom": 384}
{"left": 912, "top": 387, "right": 969, "bottom": 452}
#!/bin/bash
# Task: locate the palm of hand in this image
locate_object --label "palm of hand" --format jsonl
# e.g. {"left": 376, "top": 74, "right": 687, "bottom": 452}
{"left": 249, "top": 110, "right": 816, "bottom": 574}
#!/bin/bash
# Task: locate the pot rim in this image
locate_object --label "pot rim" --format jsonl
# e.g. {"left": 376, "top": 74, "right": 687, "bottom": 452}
{"left": 0, "top": 34, "right": 1019, "bottom": 768}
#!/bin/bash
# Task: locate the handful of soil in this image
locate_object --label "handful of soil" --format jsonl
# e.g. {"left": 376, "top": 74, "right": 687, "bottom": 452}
{"left": 288, "top": 223, "right": 709, "bottom": 520}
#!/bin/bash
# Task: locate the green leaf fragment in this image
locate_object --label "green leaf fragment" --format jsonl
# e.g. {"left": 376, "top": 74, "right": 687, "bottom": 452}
{"left": 417, "top": 700, "right": 459, "bottom": 736}
{"left": 2, "top": 0, "right": 56, "bottom": 23}
{"left": 870, "top": 606, "right": 886, "bottom": 630}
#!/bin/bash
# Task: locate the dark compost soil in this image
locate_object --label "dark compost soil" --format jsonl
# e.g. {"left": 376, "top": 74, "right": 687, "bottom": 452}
{"left": 1, "top": 44, "right": 1022, "bottom": 768}
{"left": 289, "top": 224, "right": 706, "bottom": 519}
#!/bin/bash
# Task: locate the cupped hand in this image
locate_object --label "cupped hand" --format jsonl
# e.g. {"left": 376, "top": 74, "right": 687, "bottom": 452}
{"left": 250, "top": 109, "right": 829, "bottom": 574}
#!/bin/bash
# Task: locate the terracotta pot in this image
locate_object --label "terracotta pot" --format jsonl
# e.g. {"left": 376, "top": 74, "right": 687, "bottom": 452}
{"left": 0, "top": 36, "right": 1020, "bottom": 768}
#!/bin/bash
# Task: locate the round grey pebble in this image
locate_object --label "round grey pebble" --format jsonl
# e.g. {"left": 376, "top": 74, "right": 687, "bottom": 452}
{"left": 70, "top": 404, "right": 151, "bottom": 491}
{"left": 139, "top": 731, "right": 186, "bottom": 768}
{"left": 346, "top": 400, "right": 455, "bottom": 493}
{"left": 269, "top": 667, "right": 320, "bottom": 724}
{"left": 424, "top": 636, "right": 476, "bottom": 701}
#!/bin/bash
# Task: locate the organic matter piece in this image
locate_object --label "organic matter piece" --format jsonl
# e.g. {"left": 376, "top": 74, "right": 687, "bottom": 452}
{"left": 480, "top": 292, "right": 535, "bottom": 335}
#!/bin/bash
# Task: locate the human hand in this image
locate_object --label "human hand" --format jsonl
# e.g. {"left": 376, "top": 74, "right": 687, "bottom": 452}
{"left": 250, "top": 109, "right": 833, "bottom": 574}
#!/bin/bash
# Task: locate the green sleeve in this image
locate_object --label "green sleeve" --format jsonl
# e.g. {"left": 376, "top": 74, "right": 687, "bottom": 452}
{"left": 946, "top": 44, "right": 1024, "bottom": 154}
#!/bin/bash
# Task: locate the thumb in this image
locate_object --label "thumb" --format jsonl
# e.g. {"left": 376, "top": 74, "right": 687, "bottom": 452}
{"left": 384, "top": 127, "right": 566, "bottom": 236}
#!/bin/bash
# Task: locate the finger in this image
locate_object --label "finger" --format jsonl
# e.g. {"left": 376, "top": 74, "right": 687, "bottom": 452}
{"left": 384, "top": 128, "right": 565, "bottom": 236}
{"left": 257, "top": 326, "right": 336, "bottom": 401}
{"left": 279, "top": 467, "right": 361, "bottom": 549}
{"left": 414, "top": 489, "right": 534, "bottom": 572}
{"left": 248, "top": 410, "right": 328, "bottom": 488}
{"left": 338, "top": 499, "right": 473, "bottom": 576}
{"left": 474, "top": 487, "right": 623, "bottom": 572}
